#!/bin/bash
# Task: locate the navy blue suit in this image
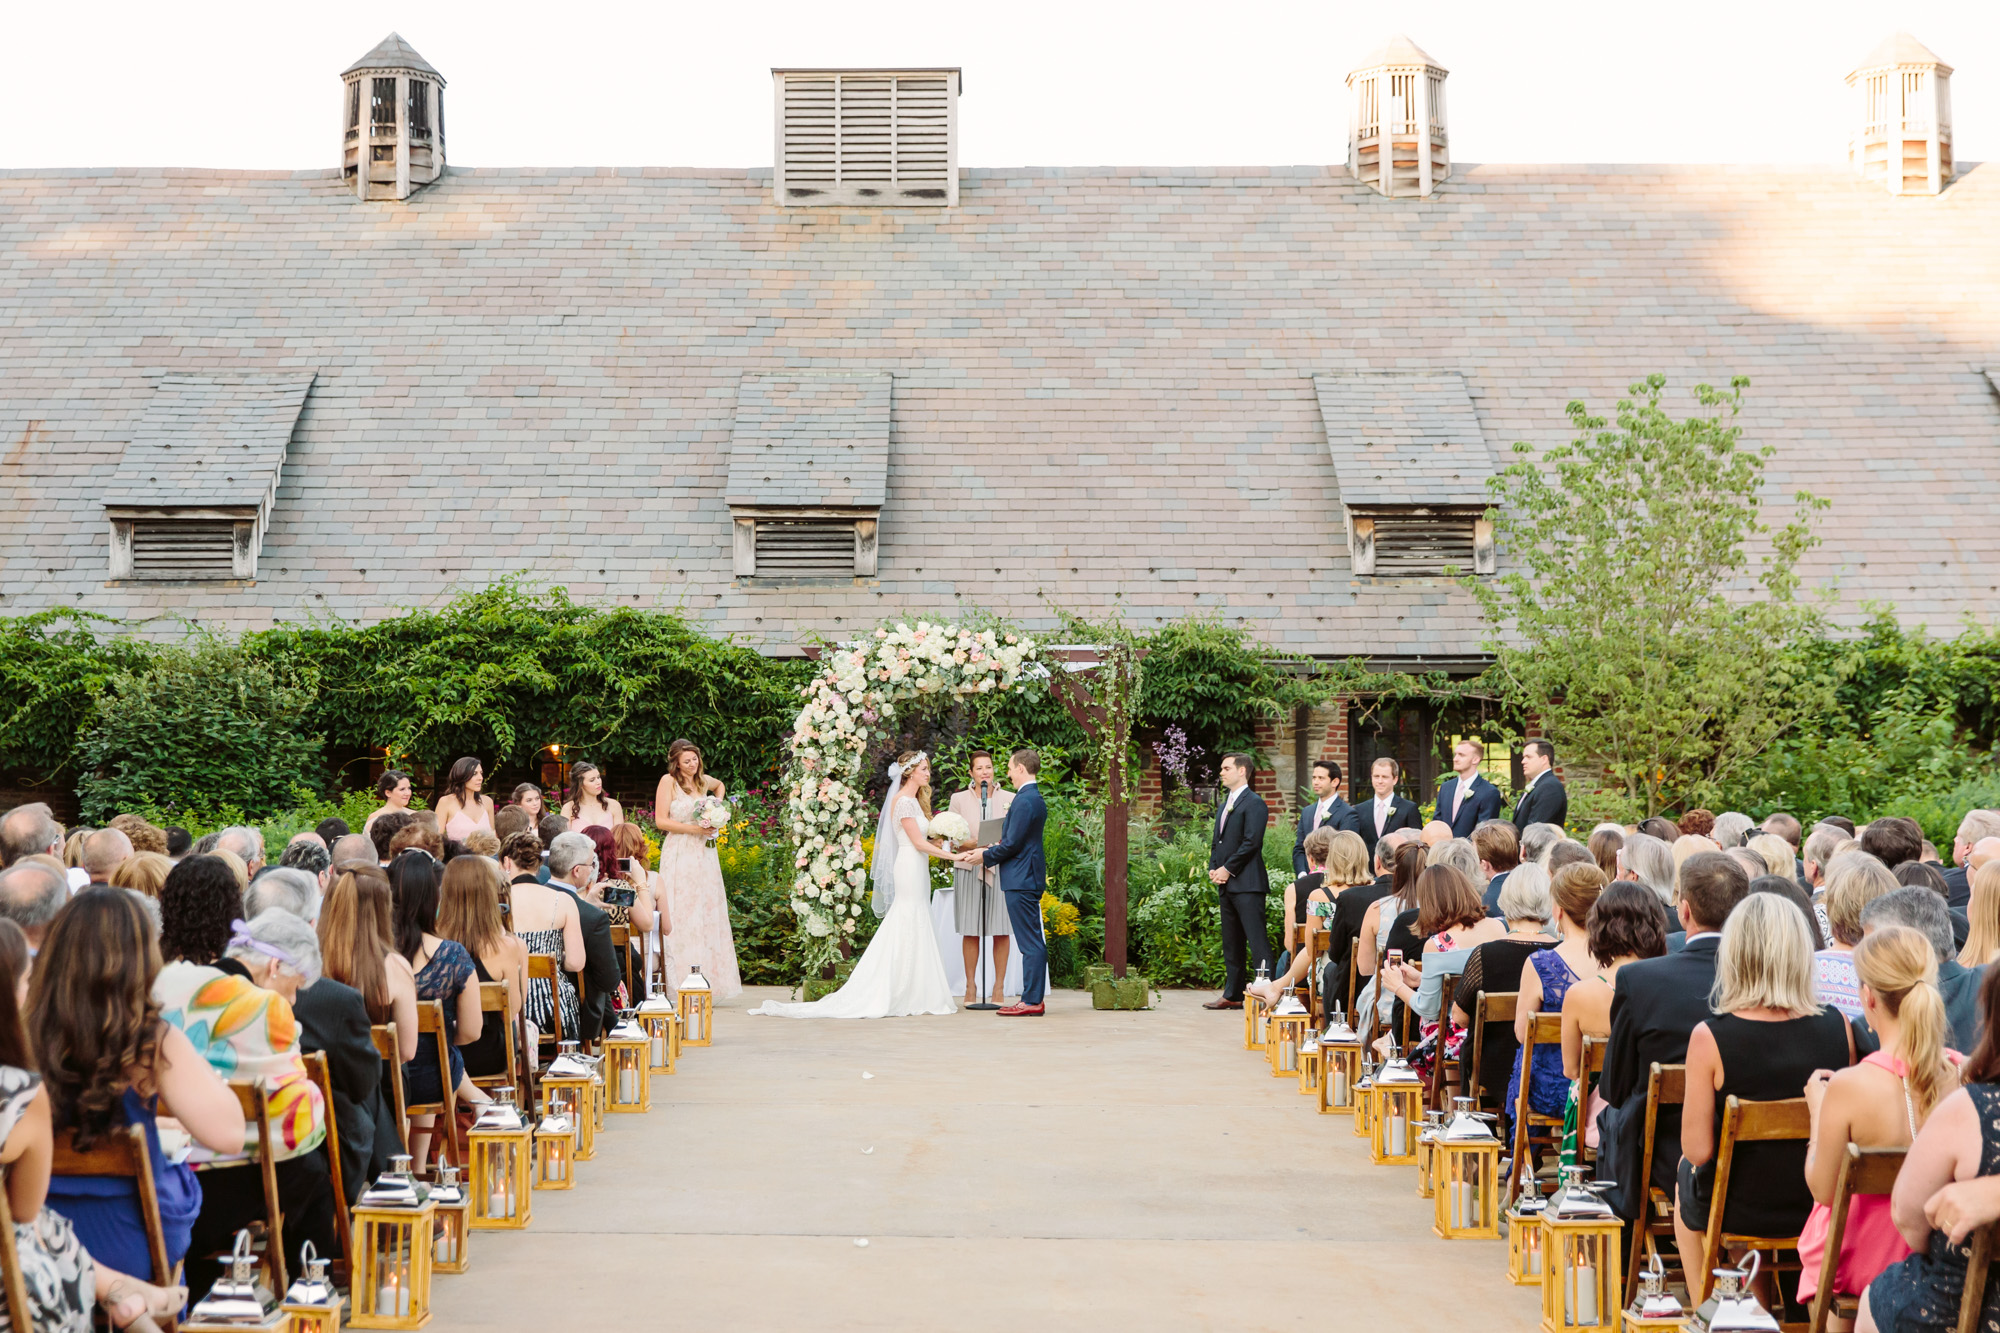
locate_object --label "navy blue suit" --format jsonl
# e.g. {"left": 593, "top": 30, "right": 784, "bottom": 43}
{"left": 1435, "top": 774, "right": 1502, "bottom": 839}
{"left": 982, "top": 781, "right": 1049, "bottom": 1005}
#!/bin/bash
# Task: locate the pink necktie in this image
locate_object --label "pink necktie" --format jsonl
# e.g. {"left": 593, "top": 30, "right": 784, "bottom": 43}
{"left": 1453, "top": 781, "right": 1466, "bottom": 821}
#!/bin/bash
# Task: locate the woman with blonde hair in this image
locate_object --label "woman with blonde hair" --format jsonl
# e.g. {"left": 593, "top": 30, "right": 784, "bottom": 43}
{"left": 1816, "top": 852, "right": 1902, "bottom": 1018}
{"left": 1958, "top": 862, "right": 2000, "bottom": 968}
{"left": 1748, "top": 833, "right": 1798, "bottom": 880}
{"left": 1675, "top": 892, "right": 1855, "bottom": 1277}
{"left": 107, "top": 851, "right": 172, "bottom": 899}
{"left": 1798, "top": 924, "right": 1959, "bottom": 1313}
{"left": 1247, "top": 829, "right": 1370, "bottom": 1008}
{"left": 438, "top": 856, "right": 529, "bottom": 1083}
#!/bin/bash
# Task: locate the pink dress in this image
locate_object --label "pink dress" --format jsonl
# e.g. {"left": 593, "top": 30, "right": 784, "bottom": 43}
{"left": 657, "top": 788, "right": 742, "bottom": 1000}
{"left": 444, "top": 803, "right": 491, "bottom": 843}
{"left": 1795, "top": 1051, "right": 1918, "bottom": 1304}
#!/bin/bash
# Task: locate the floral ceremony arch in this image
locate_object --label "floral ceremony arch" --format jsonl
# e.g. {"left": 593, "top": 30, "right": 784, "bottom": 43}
{"left": 784, "top": 620, "right": 1040, "bottom": 978}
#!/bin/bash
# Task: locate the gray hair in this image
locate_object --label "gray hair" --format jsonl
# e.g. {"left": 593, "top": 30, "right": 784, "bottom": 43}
{"left": 1520, "top": 822, "right": 1566, "bottom": 868}
{"left": 124, "top": 888, "right": 162, "bottom": 938}
{"left": 1805, "top": 823, "right": 1848, "bottom": 876}
{"left": 547, "top": 831, "right": 598, "bottom": 880}
{"left": 1496, "top": 861, "right": 1553, "bottom": 923}
{"left": 0, "top": 860, "right": 68, "bottom": 928}
{"left": 225, "top": 908, "right": 323, "bottom": 986}
{"left": 192, "top": 831, "right": 222, "bottom": 855}
{"left": 0, "top": 803, "right": 63, "bottom": 868}
{"left": 279, "top": 838, "right": 330, "bottom": 878}
{"left": 1376, "top": 827, "right": 1416, "bottom": 872}
{"left": 1860, "top": 885, "right": 1955, "bottom": 967}
{"left": 1427, "top": 837, "right": 1485, "bottom": 887}
{"left": 215, "top": 826, "right": 264, "bottom": 864}
{"left": 1621, "top": 833, "right": 1676, "bottom": 905}
{"left": 1710, "top": 812, "right": 1755, "bottom": 849}
{"left": 245, "top": 867, "right": 321, "bottom": 924}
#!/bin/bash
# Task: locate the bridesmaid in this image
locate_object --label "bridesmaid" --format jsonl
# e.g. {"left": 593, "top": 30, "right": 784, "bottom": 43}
{"left": 561, "top": 762, "right": 624, "bottom": 832}
{"left": 361, "top": 769, "right": 413, "bottom": 842}
{"left": 434, "top": 758, "right": 495, "bottom": 844}
{"left": 653, "top": 739, "right": 742, "bottom": 1000}
{"left": 511, "top": 783, "right": 545, "bottom": 826}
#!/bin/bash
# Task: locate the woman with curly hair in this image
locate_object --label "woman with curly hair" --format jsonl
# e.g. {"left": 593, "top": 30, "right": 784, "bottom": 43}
{"left": 32, "top": 889, "right": 241, "bottom": 1288}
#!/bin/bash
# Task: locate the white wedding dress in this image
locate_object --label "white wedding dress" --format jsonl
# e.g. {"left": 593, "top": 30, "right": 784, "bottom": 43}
{"left": 750, "top": 796, "right": 957, "bottom": 1019}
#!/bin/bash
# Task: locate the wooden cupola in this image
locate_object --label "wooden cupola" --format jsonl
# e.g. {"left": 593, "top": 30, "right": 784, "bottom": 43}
{"left": 342, "top": 34, "right": 446, "bottom": 202}
{"left": 1347, "top": 36, "right": 1449, "bottom": 199}
{"left": 1847, "top": 34, "right": 1954, "bottom": 196}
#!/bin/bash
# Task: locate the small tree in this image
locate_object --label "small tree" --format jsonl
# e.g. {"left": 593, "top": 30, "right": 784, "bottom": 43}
{"left": 1473, "top": 375, "right": 1829, "bottom": 815}
{"left": 75, "top": 642, "right": 326, "bottom": 823}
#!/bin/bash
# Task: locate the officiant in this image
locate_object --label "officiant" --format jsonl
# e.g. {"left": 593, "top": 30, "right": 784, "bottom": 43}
{"left": 946, "top": 751, "right": 1015, "bottom": 1003}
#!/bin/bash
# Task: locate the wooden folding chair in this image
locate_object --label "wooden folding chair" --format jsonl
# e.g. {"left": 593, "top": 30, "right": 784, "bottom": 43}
{"left": 1466, "top": 992, "right": 1518, "bottom": 1111}
{"left": 1508, "top": 1013, "right": 1566, "bottom": 1207}
{"left": 0, "top": 1168, "right": 35, "bottom": 1333}
{"left": 1573, "top": 1035, "right": 1609, "bottom": 1167}
{"left": 370, "top": 1023, "right": 410, "bottom": 1157}
{"left": 610, "top": 923, "right": 636, "bottom": 1006}
{"left": 1807, "top": 1144, "right": 1904, "bottom": 1333}
{"left": 1426, "top": 975, "right": 1459, "bottom": 1110}
{"left": 1961, "top": 1216, "right": 2000, "bottom": 1333}
{"left": 1694, "top": 1095, "right": 1813, "bottom": 1311}
{"left": 224, "top": 1081, "right": 289, "bottom": 1295}
{"left": 405, "top": 999, "right": 461, "bottom": 1173}
{"left": 527, "top": 954, "right": 563, "bottom": 1057}
{"left": 50, "top": 1122, "right": 177, "bottom": 1305}
{"left": 469, "top": 980, "right": 520, "bottom": 1097}
{"left": 1625, "top": 1063, "right": 1688, "bottom": 1307}
{"left": 299, "top": 1050, "right": 353, "bottom": 1281}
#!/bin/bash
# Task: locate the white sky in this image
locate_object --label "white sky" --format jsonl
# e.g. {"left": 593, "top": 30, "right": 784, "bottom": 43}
{"left": 4, "top": 0, "right": 1993, "bottom": 170}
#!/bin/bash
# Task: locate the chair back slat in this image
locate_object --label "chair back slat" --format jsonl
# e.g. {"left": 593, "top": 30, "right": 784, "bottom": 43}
{"left": 1465, "top": 990, "right": 1518, "bottom": 1110}
{"left": 1626, "top": 1062, "right": 1689, "bottom": 1307}
{"left": 1812, "top": 1145, "right": 1906, "bottom": 1333}
{"left": 1698, "top": 1095, "right": 1813, "bottom": 1305}
{"left": 299, "top": 1050, "right": 352, "bottom": 1281}
{"left": 406, "top": 999, "right": 461, "bottom": 1171}
{"left": 371, "top": 1023, "right": 410, "bottom": 1156}
{"left": 1960, "top": 1220, "right": 1999, "bottom": 1333}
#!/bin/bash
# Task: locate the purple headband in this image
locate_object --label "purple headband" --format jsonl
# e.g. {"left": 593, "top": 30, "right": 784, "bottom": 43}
{"left": 228, "top": 919, "right": 298, "bottom": 968}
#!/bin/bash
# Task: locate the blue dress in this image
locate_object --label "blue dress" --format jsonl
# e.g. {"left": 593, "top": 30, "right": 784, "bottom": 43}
{"left": 1505, "top": 948, "right": 1579, "bottom": 1121}
{"left": 44, "top": 1087, "right": 200, "bottom": 1281}
{"left": 404, "top": 939, "right": 475, "bottom": 1106}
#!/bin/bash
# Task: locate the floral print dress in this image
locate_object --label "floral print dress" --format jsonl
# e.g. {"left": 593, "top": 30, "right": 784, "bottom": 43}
{"left": 0, "top": 1065, "right": 94, "bottom": 1333}
{"left": 1864, "top": 1081, "right": 2000, "bottom": 1332}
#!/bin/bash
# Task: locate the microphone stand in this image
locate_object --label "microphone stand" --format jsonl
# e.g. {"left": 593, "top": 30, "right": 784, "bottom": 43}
{"left": 967, "top": 781, "right": 1000, "bottom": 1010}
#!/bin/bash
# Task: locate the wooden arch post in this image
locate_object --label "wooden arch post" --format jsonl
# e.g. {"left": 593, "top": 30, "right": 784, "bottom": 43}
{"left": 1044, "top": 645, "right": 1145, "bottom": 979}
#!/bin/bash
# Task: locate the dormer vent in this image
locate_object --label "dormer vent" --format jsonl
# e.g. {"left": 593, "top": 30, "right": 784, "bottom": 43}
{"left": 1847, "top": 34, "right": 1954, "bottom": 195}
{"left": 1347, "top": 37, "right": 1449, "bottom": 199}
{"left": 343, "top": 34, "right": 446, "bottom": 202}
{"left": 772, "top": 69, "right": 960, "bottom": 207}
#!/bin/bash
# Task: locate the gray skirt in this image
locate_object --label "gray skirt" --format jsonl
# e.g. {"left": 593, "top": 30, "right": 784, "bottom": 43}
{"left": 951, "top": 866, "right": 1012, "bottom": 935}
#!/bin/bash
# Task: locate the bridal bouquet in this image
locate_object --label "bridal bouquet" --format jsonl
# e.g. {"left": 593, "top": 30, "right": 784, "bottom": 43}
{"left": 695, "top": 795, "right": 731, "bottom": 846}
{"left": 927, "top": 811, "right": 971, "bottom": 849}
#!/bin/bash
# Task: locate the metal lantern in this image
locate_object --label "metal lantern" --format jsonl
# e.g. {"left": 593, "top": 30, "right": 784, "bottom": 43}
{"left": 1624, "top": 1252, "right": 1689, "bottom": 1330}
{"left": 1539, "top": 1169, "right": 1623, "bottom": 1333}
{"left": 280, "top": 1242, "right": 343, "bottom": 1333}
{"left": 678, "top": 966, "right": 714, "bottom": 1046}
{"left": 534, "top": 1115, "right": 577, "bottom": 1189}
{"left": 1433, "top": 1100, "right": 1502, "bottom": 1240}
{"left": 1297, "top": 1034, "right": 1322, "bottom": 1097}
{"left": 1243, "top": 990, "right": 1268, "bottom": 1051}
{"left": 604, "top": 1012, "right": 651, "bottom": 1113}
{"left": 638, "top": 987, "right": 679, "bottom": 1073}
{"left": 467, "top": 1102, "right": 533, "bottom": 1231}
{"left": 1319, "top": 1012, "right": 1361, "bottom": 1116}
{"left": 1367, "top": 1051, "right": 1424, "bottom": 1166}
{"left": 352, "top": 1196, "right": 436, "bottom": 1330}
{"left": 1415, "top": 1110, "right": 1446, "bottom": 1199}
{"left": 428, "top": 1166, "right": 470, "bottom": 1274}
{"left": 186, "top": 1230, "right": 289, "bottom": 1333}
{"left": 1269, "top": 1008, "right": 1309, "bottom": 1078}
{"left": 540, "top": 1055, "right": 596, "bottom": 1162}
{"left": 1507, "top": 1192, "right": 1549, "bottom": 1286}
{"left": 1694, "top": 1251, "right": 1781, "bottom": 1333}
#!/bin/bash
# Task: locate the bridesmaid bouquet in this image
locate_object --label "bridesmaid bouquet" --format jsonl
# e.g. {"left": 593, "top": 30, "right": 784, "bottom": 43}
{"left": 927, "top": 811, "right": 971, "bottom": 850}
{"left": 694, "top": 795, "right": 732, "bottom": 846}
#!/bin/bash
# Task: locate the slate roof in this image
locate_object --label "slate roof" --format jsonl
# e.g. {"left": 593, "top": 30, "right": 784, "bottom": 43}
{"left": 725, "top": 372, "right": 892, "bottom": 510}
{"left": 0, "top": 161, "right": 1997, "bottom": 656}
{"left": 343, "top": 34, "right": 441, "bottom": 79}
{"left": 101, "top": 373, "right": 313, "bottom": 511}
{"left": 1314, "top": 373, "right": 1494, "bottom": 508}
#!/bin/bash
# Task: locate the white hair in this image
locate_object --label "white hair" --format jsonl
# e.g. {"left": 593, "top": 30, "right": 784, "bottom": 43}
{"left": 225, "top": 908, "right": 324, "bottom": 987}
{"left": 548, "top": 831, "right": 597, "bottom": 879}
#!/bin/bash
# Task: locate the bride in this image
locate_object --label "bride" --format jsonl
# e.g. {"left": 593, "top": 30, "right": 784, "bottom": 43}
{"left": 751, "top": 752, "right": 957, "bottom": 1019}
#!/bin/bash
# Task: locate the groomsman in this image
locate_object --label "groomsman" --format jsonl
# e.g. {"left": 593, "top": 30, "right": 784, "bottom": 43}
{"left": 1436, "top": 738, "right": 1503, "bottom": 839}
{"left": 1293, "top": 759, "right": 1362, "bottom": 875}
{"left": 1203, "top": 752, "right": 1271, "bottom": 1011}
{"left": 1359, "top": 756, "right": 1422, "bottom": 864}
{"left": 1511, "top": 739, "right": 1568, "bottom": 833}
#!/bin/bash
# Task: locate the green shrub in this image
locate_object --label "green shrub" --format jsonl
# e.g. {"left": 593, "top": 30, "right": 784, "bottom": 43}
{"left": 74, "top": 643, "right": 326, "bottom": 825}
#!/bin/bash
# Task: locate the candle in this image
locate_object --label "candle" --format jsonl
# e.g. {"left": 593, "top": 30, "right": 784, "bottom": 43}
{"left": 1279, "top": 1036, "right": 1295, "bottom": 1071}
{"left": 1388, "top": 1111, "right": 1406, "bottom": 1158}
{"left": 1525, "top": 1230, "right": 1541, "bottom": 1275}
{"left": 651, "top": 1033, "right": 666, "bottom": 1064}
{"left": 1567, "top": 1262, "right": 1598, "bottom": 1327}
{"left": 434, "top": 1227, "right": 455, "bottom": 1264}
{"left": 620, "top": 1066, "right": 637, "bottom": 1104}
{"left": 1333, "top": 1068, "right": 1349, "bottom": 1105}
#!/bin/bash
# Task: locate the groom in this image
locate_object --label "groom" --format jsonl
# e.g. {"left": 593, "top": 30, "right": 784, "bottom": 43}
{"left": 958, "top": 748, "right": 1048, "bottom": 1017}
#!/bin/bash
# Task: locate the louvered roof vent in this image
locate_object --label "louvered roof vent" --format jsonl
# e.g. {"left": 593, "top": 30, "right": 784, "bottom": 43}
{"left": 727, "top": 371, "right": 892, "bottom": 582}
{"left": 772, "top": 69, "right": 961, "bottom": 207}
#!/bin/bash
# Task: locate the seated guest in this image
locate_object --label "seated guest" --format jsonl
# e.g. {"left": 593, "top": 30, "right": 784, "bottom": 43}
{"left": 546, "top": 832, "right": 623, "bottom": 1039}
{"left": 278, "top": 836, "right": 332, "bottom": 896}
{"left": 1800, "top": 924, "right": 1959, "bottom": 1313}
{"left": 107, "top": 850, "right": 171, "bottom": 900}
{"left": 1748, "top": 833, "right": 1799, "bottom": 880}
{"left": 329, "top": 834, "right": 376, "bottom": 871}
{"left": 1855, "top": 967, "right": 2000, "bottom": 1332}
{"left": 501, "top": 833, "right": 585, "bottom": 1051}
{"left": 1818, "top": 852, "right": 1902, "bottom": 1018}
{"left": 1380, "top": 838, "right": 1488, "bottom": 977}
{"left": 1678, "top": 809, "right": 1717, "bottom": 840}
{"left": 1864, "top": 887, "right": 1985, "bottom": 1056}
{"left": 1750, "top": 874, "right": 1828, "bottom": 949}
{"left": 386, "top": 850, "right": 488, "bottom": 1168}
{"left": 388, "top": 821, "right": 443, "bottom": 862}
{"left": 493, "top": 804, "right": 532, "bottom": 844}
{"left": 1547, "top": 840, "right": 1594, "bottom": 876}
{"left": 316, "top": 868, "right": 420, "bottom": 1066}
{"left": 1861, "top": 816, "right": 1925, "bottom": 872}
{"left": 1519, "top": 822, "right": 1565, "bottom": 870}
{"left": 369, "top": 809, "right": 418, "bottom": 866}
{"left": 31, "top": 890, "right": 242, "bottom": 1290}
{"left": 461, "top": 828, "right": 502, "bottom": 859}
{"left": 1588, "top": 827, "right": 1623, "bottom": 881}
{"left": 313, "top": 817, "right": 348, "bottom": 850}
{"left": 1377, "top": 864, "right": 1501, "bottom": 1052}
{"left": 1959, "top": 863, "right": 2000, "bottom": 968}
{"left": 0, "top": 859, "right": 68, "bottom": 954}
{"left": 154, "top": 860, "right": 334, "bottom": 1296}
{"left": 1560, "top": 882, "right": 1667, "bottom": 1160}
{"left": 535, "top": 814, "right": 569, "bottom": 883}
{"left": 1636, "top": 816, "right": 1679, "bottom": 844}
{"left": 438, "top": 856, "right": 529, "bottom": 1083}
{"left": 611, "top": 821, "right": 662, "bottom": 942}
{"left": 107, "top": 814, "right": 168, "bottom": 858}
{"left": 1806, "top": 822, "right": 1849, "bottom": 891}
{"left": 1673, "top": 835, "right": 1721, "bottom": 882}
{"left": 1508, "top": 863, "right": 1607, "bottom": 1123}
{"left": 1619, "top": 832, "right": 1676, "bottom": 905}
{"left": 1452, "top": 863, "right": 1554, "bottom": 1104}
{"left": 1599, "top": 851, "right": 1751, "bottom": 1216}
{"left": 1711, "top": 812, "right": 1755, "bottom": 850}
{"left": 1675, "top": 893, "right": 1855, "bottom": 1278}
{"left": 1474, "top": 821, "right": 1521, "bottom": 914}
{"left": 80, "top": 828, "right": 133, "bottom": 888}
{"left": 1355, "top": 842, "right": 1426, "bottom": 1029}
{"left": 1246, "top": 828, "right": 1356, "bottom": 1007}
{"left": 1322, "top": 830, "right": 1409, "bottom": 1021}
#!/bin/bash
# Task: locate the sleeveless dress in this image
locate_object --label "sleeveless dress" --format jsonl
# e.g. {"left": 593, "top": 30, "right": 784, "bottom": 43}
{"left": 518, "top": 927, "right": 581, "bottom": 1041}
{"left": 459, "top": 954, "right": 507, "bottom": 1080}
{"left": 1866, "top": 1081, "right": 2000, "bottom": 1332}
{"left": 1506, "top": 949, "right": 1580, "bottom": 1119}
{"left": 45, "top": 1086, "right": 200, "bottom": 1282}
{"left": 1794, "top": 1052, "right": 1918, "bottom": 1304}
{"left": 444, "top": 801, "right": 492, "bottom": 844}
{"left": 657, "top": 788, "right": 743, "bottom": 1000}
{"left": 750, "top": 796, "right": 955, "bottom": 1019}
{"left": 0, "top": 1066, "right": 93, "bottom": 1333}
{"left": 405, "top": 940, "right": 476, "bottom": 1104}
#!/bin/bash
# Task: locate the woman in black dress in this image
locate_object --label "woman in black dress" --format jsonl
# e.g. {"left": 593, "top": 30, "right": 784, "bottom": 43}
{"left": 1452, "top": 862, "right": 1555, "bottom": 1106}
{"left": 1674, "top": 892, "right": 1855, "bottom": 1278}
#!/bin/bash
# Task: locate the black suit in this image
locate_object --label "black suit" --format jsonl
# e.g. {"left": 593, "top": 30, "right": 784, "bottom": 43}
{"left": 1359, "top": 794, "right": 1423, "bottom": 864}
{"left": 1945, "top": 865, "right": 1971, "bottom": 911}
{"left": 551, "top": 880, "right": 622, "bottom": 1042}
{"left": 1435, "top": 774, "right": 1503, "bottom": 839}
{"left": 1210, "top": 786, "right": 1272, "bottom": 1000}
{"left": 1511, "top": 774, "right": 1568, "bottom": 833}
{"left": 1293, "top": 794, "right": 1363, "bottom": 875}
{"left": 1323, "top": 874, "right": 1392, "bottom": 1018}
{"left": 292, "top": 976, "right": 386, "bottom": 1204}
{"left": 1601, "top": 934, "right": 1721, "bottom": 1203}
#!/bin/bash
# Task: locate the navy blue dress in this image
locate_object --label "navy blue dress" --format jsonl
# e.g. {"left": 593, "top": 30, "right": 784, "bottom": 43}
{"left": 403, "top": 940, "right": 474, "bottom": 1105}
{"left": 1866, "top": 1081, "right": 2000, "bottom": 1332}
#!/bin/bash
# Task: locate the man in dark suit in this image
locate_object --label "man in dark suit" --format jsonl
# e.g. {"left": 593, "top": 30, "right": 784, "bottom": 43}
{"left": 1473, "top": 820, "right": 1519, "bottom": 915}
{"left": 1359, "top": 756, "right": 1423, "bottom": 865}
{"left": 971, "top": 748, "right": 1050, "bottom": 1016}
{"left": 1599, "top": 852, "right": 1750, "bottom": 1217}
{"left": 1293, "top": 759, "right": 1363, "bottom": 875}
{"left": 1944, "top": 811, "right": 2000, "bottom": 910}
{"left": 548, "top": 831, "right": 623, "bottom": 1043}
{"left": 1510, "top": 739, "right": 1567, "bottom": 834}
{"left": 1204, "top": 752, "right": 1272, "bottom": 1010}
{"left": 1435, "top": 738, "right": 1503, "bottom": 839}
{"left": 1322, "top": 828, "right": 1413, "bottom": 1020}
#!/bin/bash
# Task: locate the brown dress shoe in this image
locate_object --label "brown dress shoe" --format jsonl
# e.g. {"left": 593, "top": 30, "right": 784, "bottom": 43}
{"left": 1202, "top": 997, "right": 1244, "bottom": 1010}
{"left": 997, "top": 1002, "right": 1046, "bottom": 1016}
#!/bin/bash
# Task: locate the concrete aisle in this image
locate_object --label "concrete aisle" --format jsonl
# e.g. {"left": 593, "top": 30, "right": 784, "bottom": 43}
{"left": 430, "top": 987, "right": 1546, "bottom": 1332}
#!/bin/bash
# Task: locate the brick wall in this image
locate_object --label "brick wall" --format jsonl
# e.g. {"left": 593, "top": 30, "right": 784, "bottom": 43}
{"left": 0, "top": 775, "right": 77, "bottom": 825}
